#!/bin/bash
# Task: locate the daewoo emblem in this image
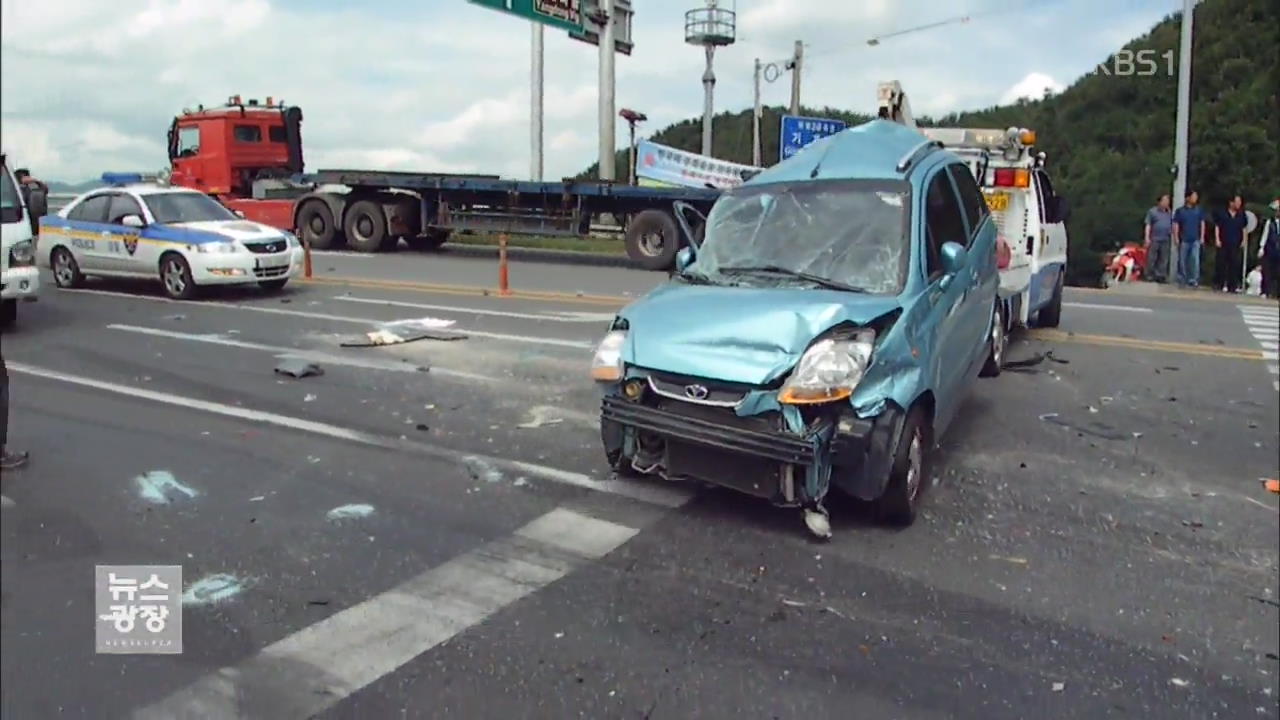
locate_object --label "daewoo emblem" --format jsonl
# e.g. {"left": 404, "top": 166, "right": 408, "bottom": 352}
{"left": 684, "top": 384, "right": 710, "bottom": 400}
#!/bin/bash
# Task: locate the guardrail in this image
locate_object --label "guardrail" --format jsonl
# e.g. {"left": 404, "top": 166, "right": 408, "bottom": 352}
{"left": 47, "top": 193, "right": 76, "bottom": 214}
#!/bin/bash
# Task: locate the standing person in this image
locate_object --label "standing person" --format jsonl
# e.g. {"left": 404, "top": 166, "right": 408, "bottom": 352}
{"left": 1215, "top": 195, "right": 1249, "bottom": 293}
{"left": 1172, "top": 189, "right": 1206, "bottom": 287}
{"left": 0, "top": 347, "right": 29, "bottom": 470}
{"left": 1260, "top": 199, "right": 1280, "bottom": 299}
{"left": 1144, "top": 194, "right": 1174, "bottom": 283}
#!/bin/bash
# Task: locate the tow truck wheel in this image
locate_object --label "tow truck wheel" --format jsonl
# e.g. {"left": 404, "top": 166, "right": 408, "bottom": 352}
{"left": 344, "top": 200, "right": 388, "bottom": 253}
{"left": 980, "top": 301, "right": 1006, "bottom": 377}
{"left": 875, "top": 406, "right": 931, "bottom": 527}
{"left": 625, "top": 209, "right": 680, "bottom": 271}
{"left": 1, "top": 300, "right": 16, "bottom": 329}
{"left": 1038, "top": 271, "right": 1064, "bottom": 327}
{"left": 159, "top": 253, "right": 198, "bottom": 300}
{"left": 51, "top": 247, "right": 84, "bottom": 288}
{"left": 296, "top": 200, "right": 338, "bottom": 250}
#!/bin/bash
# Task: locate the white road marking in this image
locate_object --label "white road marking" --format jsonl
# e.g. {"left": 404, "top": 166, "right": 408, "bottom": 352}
{"left": 62, "top": 288, "right": 594, "bottom": 350}
{"left": 310, "top": 250, "right": 375, "bottom": 259}
{"left": 1237, "top": 306, "right": 1280, "bottom": 386}
{"left": 335, "top": 295, "right": 615, "bottom": 323}
{"left": 8, "top": 362, "right": 692, "bottom": 509}
{"left": 133, "top": 507, "right": 643, "bottom": 720}
{"left": 1063, "top": 302, "right": 1153, "bottom": 313}
{"left": 106, "top": 324, "right": 499, "bottom": 382}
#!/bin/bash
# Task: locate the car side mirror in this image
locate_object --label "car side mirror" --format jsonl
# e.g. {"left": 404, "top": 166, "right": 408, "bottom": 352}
{"left": 675, "top": 246, "right": 694, "bottom": 273}
{"left": 121, "top": 214, "right": 145, "bottom": 228}
{"left": 940, "top": 241, "right": 969, "bottom": 276}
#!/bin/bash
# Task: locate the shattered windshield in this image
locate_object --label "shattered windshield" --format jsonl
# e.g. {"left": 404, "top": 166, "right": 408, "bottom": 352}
{"left": 686, "top": 179, "right": 910, "bottom": 295}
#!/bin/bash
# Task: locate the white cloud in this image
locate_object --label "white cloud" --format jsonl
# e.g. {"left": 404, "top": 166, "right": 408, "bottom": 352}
{"left": 1000, "top": 72, "right": 1065, "bottom": 104}
{"left": 1, "top": 0, "right": 1177, "bottom": 183}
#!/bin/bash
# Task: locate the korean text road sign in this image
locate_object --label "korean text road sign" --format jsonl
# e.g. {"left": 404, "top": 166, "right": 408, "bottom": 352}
{"left": 780, "top": 115, "right": 847, "bottom": 161}
{"left": 468, "top": 0, "right": 583, "bottom": 32}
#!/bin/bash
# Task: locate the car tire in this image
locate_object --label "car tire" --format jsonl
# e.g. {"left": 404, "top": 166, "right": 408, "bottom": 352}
{"left": 875, "top": 405, "right": 931, "bottom": 526}
{"left": 0, "top": 299, "right": 16, "bottom": 329}
{"left": 259, "top": 279, "right": 289, "bottom": 292}
{"left": 296, "top": 200, "right": 339, "bottom": 250}
{"left": 405, "top": 229, "right": 451, "bottom": 252}
{"left": 980, "top": 301, "right": 1006, "bottom": 377}
{"left": 51, "top": 247, "right": 85, "bottom": 289}
{"left": 343, "top": 200, "right": 388, "bottom": 253}
{"left": 159, "top": 253, "right": 198, "bottom": 300}
{"left": 624, "top": 209, "right": 680, "bottom": 270}
{"left": 1038, "top": 270, "right": 1063, "bottom": 327}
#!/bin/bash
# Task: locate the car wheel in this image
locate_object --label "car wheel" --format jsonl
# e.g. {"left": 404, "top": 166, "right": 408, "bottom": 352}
{"left": 259, "top": 279, "right": 289, "bottom": 292}
{"left": 875, "top": 405, "right": 931, "bottom": 526}
{"left": 296, "top": 200, "right": 339, "bottom": 250}
{"left": 51, "top": 247, "right": 84, "bottom": 288}
{"left": 0, "top": 299, "right": 16, "bottom": 329}
{"left": 980, "top": 301, "right": 1006, "bottom": 377}
{"left": 160, "top": 253, "right": 198, "bottom": 300}
{"left": 624, "top": 209, "right": 680, "bottom": 270}
{"left": 1038, "top": 270, "right": 1064, "bottom": 327}
{"left": 343, "top": 200, "right": 388, "bottom": 253}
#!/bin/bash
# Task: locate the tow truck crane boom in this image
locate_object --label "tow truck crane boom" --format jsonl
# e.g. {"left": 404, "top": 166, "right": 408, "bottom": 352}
{"left": 875, "top": 81, "right": 917, "bottom": 131}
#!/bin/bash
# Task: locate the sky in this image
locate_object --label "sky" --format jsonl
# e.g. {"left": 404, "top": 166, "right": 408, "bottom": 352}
{"left": 0, "top": 0, "right": 1180, "bottom": 183}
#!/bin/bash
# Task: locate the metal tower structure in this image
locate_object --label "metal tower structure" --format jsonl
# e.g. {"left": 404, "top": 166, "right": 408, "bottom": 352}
{"left": 684, "top": 0, "right": 735, "bottom": 157}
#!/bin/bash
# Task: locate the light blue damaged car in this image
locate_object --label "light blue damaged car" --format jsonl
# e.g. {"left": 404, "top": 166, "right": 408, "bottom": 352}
{"left": 591, "top": 119, "right": 1003, "bottom": 538}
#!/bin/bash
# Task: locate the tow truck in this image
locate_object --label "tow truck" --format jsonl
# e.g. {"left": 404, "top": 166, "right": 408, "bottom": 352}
{"left": 162, "top": 95, "right": 719, "bottom": 270}
{"left": 877, "top": 81, "right": 1069, "bottom": 334}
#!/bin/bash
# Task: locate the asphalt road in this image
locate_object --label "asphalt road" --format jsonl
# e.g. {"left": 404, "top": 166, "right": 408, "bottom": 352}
{"left": 2, "top": 256, "right": 1277, "bottom": 720}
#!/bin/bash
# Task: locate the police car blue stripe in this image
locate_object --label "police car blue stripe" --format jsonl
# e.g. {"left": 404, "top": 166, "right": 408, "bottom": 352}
{"left": 41, "top": 215, "right": 229, "bottom": 245}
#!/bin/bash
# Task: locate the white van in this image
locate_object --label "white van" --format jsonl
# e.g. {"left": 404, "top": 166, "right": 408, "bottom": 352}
{"left": 1, "top": 153, "right": 41, "bottom": 327}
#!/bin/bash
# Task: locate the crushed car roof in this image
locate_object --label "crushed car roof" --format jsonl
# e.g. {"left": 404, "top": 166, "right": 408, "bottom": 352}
{"left": 747, "top": 119, "right": 943, "bottom": 185}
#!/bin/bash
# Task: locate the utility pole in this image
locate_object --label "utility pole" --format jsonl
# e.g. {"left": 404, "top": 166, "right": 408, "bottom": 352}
{"left": 752, "top": 58, "right": 762, "bottom": 167}
{"left": 1171, "top": 0, "right": 1195, "bottom": 282}
{"left": 531, "top": 23, "right": 544, "bottom": 181}
{"left": 701, "top": 46, "right": 716, "bottom": 156}
{"left": 597, "top": 0, "right": 616, "bottom": 180}
{"left": 788, "top": 40, "right": 803, "bottom": 115}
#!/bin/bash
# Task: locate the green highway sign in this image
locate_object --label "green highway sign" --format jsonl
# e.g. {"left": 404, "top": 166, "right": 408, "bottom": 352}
{"left": 468, "top": 0, "right": 584, "bottom": 32}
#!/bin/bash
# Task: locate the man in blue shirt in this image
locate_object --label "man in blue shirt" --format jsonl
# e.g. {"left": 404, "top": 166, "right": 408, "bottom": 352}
{"left": 1172, "top": 189, "right": 1206, "bottom": 287}
{"left": 1144, "top": 194, "right": 1174, "bottom": 282}
{"left": 1214, "top": 195, "right": 1249, "bottom": 293}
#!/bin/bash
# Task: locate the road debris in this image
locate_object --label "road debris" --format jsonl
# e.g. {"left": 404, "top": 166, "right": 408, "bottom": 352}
{"left": 135, "top": 470, "right": 198, "bottom": 505}
{"left": 517, "top": 406, "right": 565, "bottom": 429}
{"left": 274, "top": 359, "right": 324, "bottom": 378}
{"left": 182, "top": 574, "right": 248, "bottom": 606}
{"left": 463, "top": 456, "right": 504, "bottom": 484}
{"left": 1051, "top": 682, "right": 1065, "bottom": 692}
{"left": 0, "top": 495, "right": 14, "bottom": 509}
{"left": 989, "top": 555, "right": 1029, "bottom": 565}
{"left": 248, "top": 496, "right": 265, "bottom": 502}
{"left": 1180, "top": 520, "right": 1204, "bottom": 529}
{"left": 1169, "top": 678, "right": 1189, "bottom": 688}
{"left": 304, "top": 393, "right": 317, "bottom": 402}
{"left": 340, "top": 317, "right": 467, "bottom": 347}
{"left": 327, "top": 503, "right": 375, "bottom": 521}
{"left": 1263, "top": 479, "right": 1279, "bottom": 494}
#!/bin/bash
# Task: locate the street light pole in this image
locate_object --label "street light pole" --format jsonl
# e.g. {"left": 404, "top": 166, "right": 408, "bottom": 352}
{"left": 531, "top": 22, "right": 544, "bottom": 181}
{"left": 1171, "top": 0, "right": 1195, "bottom": 282}
{"left": 788, "top": 40, "right": 803, "bottom": 115}
{"left": 598, "top": 0, "right": 616, "bottom": 180}
{"left": 752, "top": 58, "right": 762, "bottom": 167}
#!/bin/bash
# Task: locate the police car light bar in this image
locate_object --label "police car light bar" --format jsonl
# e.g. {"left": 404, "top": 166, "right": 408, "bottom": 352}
{"left": 101, "top": 172, "right": 160, "bottom": 186}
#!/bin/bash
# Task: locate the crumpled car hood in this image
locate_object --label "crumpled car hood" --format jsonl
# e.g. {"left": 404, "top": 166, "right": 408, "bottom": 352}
{"left": 621, "top": 283, "right": 900, "bottom": 385}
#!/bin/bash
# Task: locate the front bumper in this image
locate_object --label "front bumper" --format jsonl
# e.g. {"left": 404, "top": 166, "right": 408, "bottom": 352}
{"left": 1, "top": 265, "right": 40, "bottom": 301}
{"left": 601, "top": 392, "right": 880, "bottom": 505}
{"left": 191, "top": 247, "right": 304, "bottom": 285}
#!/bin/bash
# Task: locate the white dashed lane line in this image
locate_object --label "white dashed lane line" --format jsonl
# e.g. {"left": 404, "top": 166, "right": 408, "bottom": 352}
{"left": 1239, "top": 304, "right": 1280, "bottom": 390}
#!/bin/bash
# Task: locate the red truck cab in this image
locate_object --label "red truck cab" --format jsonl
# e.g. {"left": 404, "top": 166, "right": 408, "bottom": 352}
{"left": 167, "top": 96, "right": 303, "bottom": 230}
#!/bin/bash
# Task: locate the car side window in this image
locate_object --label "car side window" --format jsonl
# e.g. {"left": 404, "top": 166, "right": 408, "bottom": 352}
{"left": 924, "top": 170, "right": 965, "bottom": 278}
{"left": 68, "top": 194, "right": 110, "bottom": 223}
{"left": 947, "top": 164, "right": 989, "bottom": 243}
{"left": 107, "top": 193, "right": 143, "bottom": 225}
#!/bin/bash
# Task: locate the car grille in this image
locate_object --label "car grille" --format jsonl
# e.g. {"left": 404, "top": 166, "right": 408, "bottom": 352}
{"left": 645, "top": 370, "right": 752, "bottom": 407}
{"left": 254, "top": 266, "right": 289, "bottom": 279}
{"left": 244, "top": 241, "right": 287, "bottom": 254}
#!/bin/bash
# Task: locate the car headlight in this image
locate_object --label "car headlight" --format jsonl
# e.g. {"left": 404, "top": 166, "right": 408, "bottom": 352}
{"left": 282, "top": 231, "right": 300, "bottom": 248}
{"left": 591, "top": 330, "right": 627, "bottom": 382}
{"left": 197, "top": 241, "right": 239, "bottom": 254}
{"left": 778, "top": 330, "right": 875, "bottom": 404}
{"left": 9, "top": 240, "right": 35, "bottom": 266}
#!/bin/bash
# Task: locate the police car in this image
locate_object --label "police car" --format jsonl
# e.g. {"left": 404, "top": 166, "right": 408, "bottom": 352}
{"left": 37, "top": 173, "right": 304, "bottom": 299}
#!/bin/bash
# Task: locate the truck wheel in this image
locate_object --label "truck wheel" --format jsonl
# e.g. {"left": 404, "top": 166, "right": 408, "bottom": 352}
{"left": 1038, "top": 270, "right": 1064, "bottom": 327}
{"left": 296, "top": 200, "right": 339, "bottom": 250}
{"left": 406, "top": 229, "right": 451, "bottom": 252}
{"left": 980, "top": 301, "right": 1006, "bottom": 378}
{"left": 1, "top": 299, "right": 16, "bottom": 329}
{"left": 51, "top": 247, "right": 85, "bottom": 288}
{"left": 343, "top": 200, "right": 388, "bottom": 253}
{"left": 625, "top": 209, "right": 680, "bottom": 270}
{"left": 874, "top": 405, "right": 931, "bottom": 526}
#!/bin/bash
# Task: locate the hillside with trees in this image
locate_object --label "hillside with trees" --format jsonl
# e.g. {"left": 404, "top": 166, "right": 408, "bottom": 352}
{"left": 583, "top": 0, "right": 1278, "bottom": 286}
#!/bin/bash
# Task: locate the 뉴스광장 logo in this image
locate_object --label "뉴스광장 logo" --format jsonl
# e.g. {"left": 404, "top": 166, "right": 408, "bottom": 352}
{"left": 95, "top": 565, "right": 182, "bottom": 654}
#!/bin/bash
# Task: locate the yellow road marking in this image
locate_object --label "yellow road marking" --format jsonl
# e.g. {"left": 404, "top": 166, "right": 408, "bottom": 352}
{"left": 1027, "top": 329, "right": 1265, "bottom": 360}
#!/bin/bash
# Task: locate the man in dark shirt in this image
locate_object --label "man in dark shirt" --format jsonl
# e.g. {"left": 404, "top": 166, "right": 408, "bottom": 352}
{"left": 1260, "top": 199, "right": 1280, "bottom": 299}
{"left": 1144, "top": 194, "right": 1174, "bottom": 283}
{"left": 1214, "top": 195, "right": 1249, "bottom": 293}
{"left": 1172, "top": 189, "right": 1206, "bottom": 287}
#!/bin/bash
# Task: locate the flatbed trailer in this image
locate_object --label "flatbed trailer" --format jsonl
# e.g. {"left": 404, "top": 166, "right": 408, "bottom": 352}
{"left": 283, "top": 169, "right": 721, "bottom": 269}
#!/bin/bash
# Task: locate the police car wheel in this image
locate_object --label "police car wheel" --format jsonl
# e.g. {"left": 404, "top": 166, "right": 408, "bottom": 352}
{"left": 160, "top": 253, "right": 198, "bottom": 300}
{"left": 51, "top": 247, "right": 84, "bottom": 288}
